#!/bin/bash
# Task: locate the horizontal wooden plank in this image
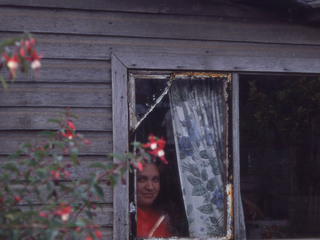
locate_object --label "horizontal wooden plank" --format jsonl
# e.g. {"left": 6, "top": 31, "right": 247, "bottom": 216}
{"left": 0, "top": 108, "right": 112, "bottom": 131}
{"left": 0, "top": 131, "right": 113, "bottom": 155}
{"left": 1, "top": 181, "right": 114, "bottom": 204}
{"left": 78, "top": 204, "right": 114, "bottom": 227}
{"left": 2, "top": 33, "right": 320, "bottom": 68}
{"left": 15, "top": 204, "right": 114, "bottom": 227}
{"left": 0, "top": 7, "right": 319, "bottom": 45}
{"left": 0, "top": 0, "right": 275, "bottom": 19}
{"left": 18, "top": 59, "right": 111, "bottom": 83}
{"left": 0, "top": 155, "right": 115, "bottom": 179}
{"left": 0, "top": 83, "right": 111, "bottom": 107}
{"left": 97, "top": 227, "right": 113, "bottom": 239}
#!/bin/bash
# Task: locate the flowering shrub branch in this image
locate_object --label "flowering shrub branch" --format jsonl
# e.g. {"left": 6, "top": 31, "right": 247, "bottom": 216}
{"left": 0, "top": 34, "right": 169, "bottom": 240}
{"left": 0, "top": 33, "right": 42, "bottom": 90}
{"left": 0, "top": 108, "right": 167, "bottom": 239}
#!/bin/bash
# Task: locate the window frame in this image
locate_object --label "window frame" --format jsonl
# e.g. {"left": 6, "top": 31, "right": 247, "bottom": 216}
{"left": 111, "top": 51, "right": 318, "bottom": 240}
{"left": 112, "top": 53, "right": 240, "bottom": 240}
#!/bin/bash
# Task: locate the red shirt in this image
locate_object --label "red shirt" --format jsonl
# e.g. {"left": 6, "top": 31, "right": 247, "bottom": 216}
{"left": 137, "top": 207, "right": 172, "bottom": 238}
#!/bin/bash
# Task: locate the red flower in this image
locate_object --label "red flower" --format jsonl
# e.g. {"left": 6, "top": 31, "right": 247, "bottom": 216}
{"left": 142, "top": 134, "right": 157, "bottom": 149}
{"left": 68, "top": 120, "right": 75, "bottom": 130}
{"left": 86, "top": 237, "right": 92, "bottom": 240}
{"left": 19, "top": 47, "right": 25, "bottom": 58}
{"left": 2, "top": 53, "right": 19, "bottom": 78}
{"left": 50, "top": 170, "right": 60, "bottom": 179}
{"left": 30, "top": 50, "right": 43, "bottom": 79}
{"left": 95, "top": 230, "right": 102, "bottom": 239}
{"left": 142, "top": 134, "right": 168, "bottom": 164}
{"left": 137, "top": 161, "right": 143, "bottom": 171}
{"left": 55, "top": 202, "right": 72, "bottom": 222}
{"left": 24, "top": 38, "right": 35, "bottom": 54}
{"left": 64, "top": 170, "right": 70, "bottom": 178}
{"left": 61, "top": 120, "right": 76, "bottom": 139}
{"left": 14, "top": 196, "right": 21, "bottom": 202}
{"left": 39, "top": 211, "right": 48, "bottom": 218}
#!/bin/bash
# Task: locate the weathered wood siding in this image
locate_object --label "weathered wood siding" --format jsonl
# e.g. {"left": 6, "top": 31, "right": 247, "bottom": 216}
{"left": 0, "top": 1, "right": 319, "bottom": 239}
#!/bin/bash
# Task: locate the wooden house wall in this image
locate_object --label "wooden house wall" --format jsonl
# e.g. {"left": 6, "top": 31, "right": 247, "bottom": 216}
{"left": 0, "top": 1, "right": 320, "bottom": 239}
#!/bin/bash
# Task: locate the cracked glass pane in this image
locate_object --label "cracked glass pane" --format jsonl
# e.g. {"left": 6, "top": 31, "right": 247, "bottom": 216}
{"left": 134, "top": 77, "right": 172, "bottom": 130}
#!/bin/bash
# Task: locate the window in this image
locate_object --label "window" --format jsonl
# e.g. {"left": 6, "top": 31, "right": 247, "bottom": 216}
{"left": 111, "top": 52, "right": 319, "bottom": 240}
{"left": 112, "top": 53, "right": 241, "bottom": 240}
{"left": 239, "top": 74, "right": 320, "bottom": 239}
{"left": 128, "top": 71, "right": 234, "bottom": 239}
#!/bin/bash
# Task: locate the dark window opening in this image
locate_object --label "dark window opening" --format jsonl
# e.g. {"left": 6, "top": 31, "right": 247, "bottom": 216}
{"left": 129, "top": 73, "right": 232, "bottom": 239}
{"left": 130, "top": 78, "right": 189, "bottom": 238}
{"left": 240, "top": 75, "right": 320, "bottom": 239}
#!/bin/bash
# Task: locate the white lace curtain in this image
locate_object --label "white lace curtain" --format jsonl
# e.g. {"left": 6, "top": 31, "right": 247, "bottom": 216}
{"left": 169, "top": 76, "right": 246, "bottom": 239}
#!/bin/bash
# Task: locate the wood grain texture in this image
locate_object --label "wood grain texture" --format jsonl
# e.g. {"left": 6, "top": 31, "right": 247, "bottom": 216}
{"left": 0, "top": 0, "right": 276, "bottom": 19}
{"left": 23, "top": 59, "right": 111, "bottom": 83}
{"left": 0, "top": 83, "right": 111, "bottom": 107}
{"left": 232, "top": 73, "right": 241, "bottom": 240}
{"left": 111, "top": 54, "right": 129, "bottom": 240}
{"left": 114, "top": 51, "right": 320, "bottom": 74}
{"left": 0, "top": 108, "right": 111, "bottom": 131}
{"left": 0, "top": 181, "right": 113, "bottom": 204}
{"left": 1, "top": 33, "right": 319, "bottom": 66}
{"left": 0, "top": 131, "right": 112, "bottom": 155}
{"left": 0, "top": 1, "right": 320, "bottom": 238}
{"left": 0, "top": 7, "right": 319, "bottom": 45}
{"left": 0, "top": 155, "right": 114, "bottom": 180}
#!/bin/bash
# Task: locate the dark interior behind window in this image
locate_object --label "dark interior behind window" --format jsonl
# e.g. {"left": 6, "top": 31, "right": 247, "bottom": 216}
{"left": 239, "top": 75, "right": 320, "bottom": 239}
{"left": 130, "top": 78, "right": 189, "bottom": 238}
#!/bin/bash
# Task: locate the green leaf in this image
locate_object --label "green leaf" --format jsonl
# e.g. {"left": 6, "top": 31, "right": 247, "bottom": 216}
{"left": 0, "top": 37, "right": 19, "bottom": 49}
{"left": 8, "top": 150, "right": 22, "bottom": 159}
{"left": 3, "top": 162, "right": 19, "bottom": 172}
{"left": 35, "top": 168, "right": 47, "bottom": 179}
{"left": 197, "top": 204, "right": 213, "bottom": 214}
{"left": 39, "top": 130, "right": 56, "bottom": 137}
{"left": 47, "top": 118, "right": 61, "bottom": 124}
{"left": 189, "top": 163, "right": 201, "bottom": 177}
{"left": 46, "top": 181, "right": 54, "bottom": 195}
{"left": 85, "top": 210, "right": 93, "bottom": 219}
{"left": 201, "top": 169, "right": 208, "bottom": 181}
{"left": 206, "top": 178, "right": 217, "bottom": 192}
{"left": 46, "top": 229, "right": 59, "bottom": 240}
{"left": 179, "top": 152, "right": 187, "bottom": 160}
{"left": 0, "top": 75, "right": 8, "bottom": 91}
{"left": 50, "top": 141, "right": 64, "bottom": 149}
{"left": 187, "top": 204, "right": 193, "bottom": 216}
{"left": 107, "top": 153, "right": 124, "bottom": 161}
{"left": 59, "top": 183, "right": 72, "bottom": 192}
{"left": 89, "top": 162, "right": 108, "bottom": 169}
{"left": 20, "top": 143, "right": 33, "bottom": 152}
{"left": 92, "top": 184, "right": 104, "bottom": 200}
{"left": 199, "top": 150, "right": 209, "bottom": 159}
{"left": 70, "top": 147, "right": 78, "bottom": 156}
{"left": 209, "top": 157, "right": 221, "bottom": 175}
{"left": 186, "top": 175, "right": 202, "bottom": 186}
{"left": 192, "top": 184, "right": 206, "bottom": 196}
{"left": 53, "top": 154, "right": 63, "bottom": 162}
{"left": 75, "top": 219, "right": 86, "bottom": 228}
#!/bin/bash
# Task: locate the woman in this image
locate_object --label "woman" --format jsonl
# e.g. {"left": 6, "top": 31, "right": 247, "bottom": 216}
{"left": 136, "top": 163, "right": 173, "bottom": 238}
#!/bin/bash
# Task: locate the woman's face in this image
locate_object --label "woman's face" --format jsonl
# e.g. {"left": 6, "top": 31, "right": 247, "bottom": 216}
{"left": 136, "top": 163, "right": 160, "bottom": 209}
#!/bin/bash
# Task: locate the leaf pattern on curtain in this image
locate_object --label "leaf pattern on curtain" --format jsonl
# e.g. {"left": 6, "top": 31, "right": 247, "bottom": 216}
{"left": 169, "top": 77, "right": 227, "bottom": 238}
